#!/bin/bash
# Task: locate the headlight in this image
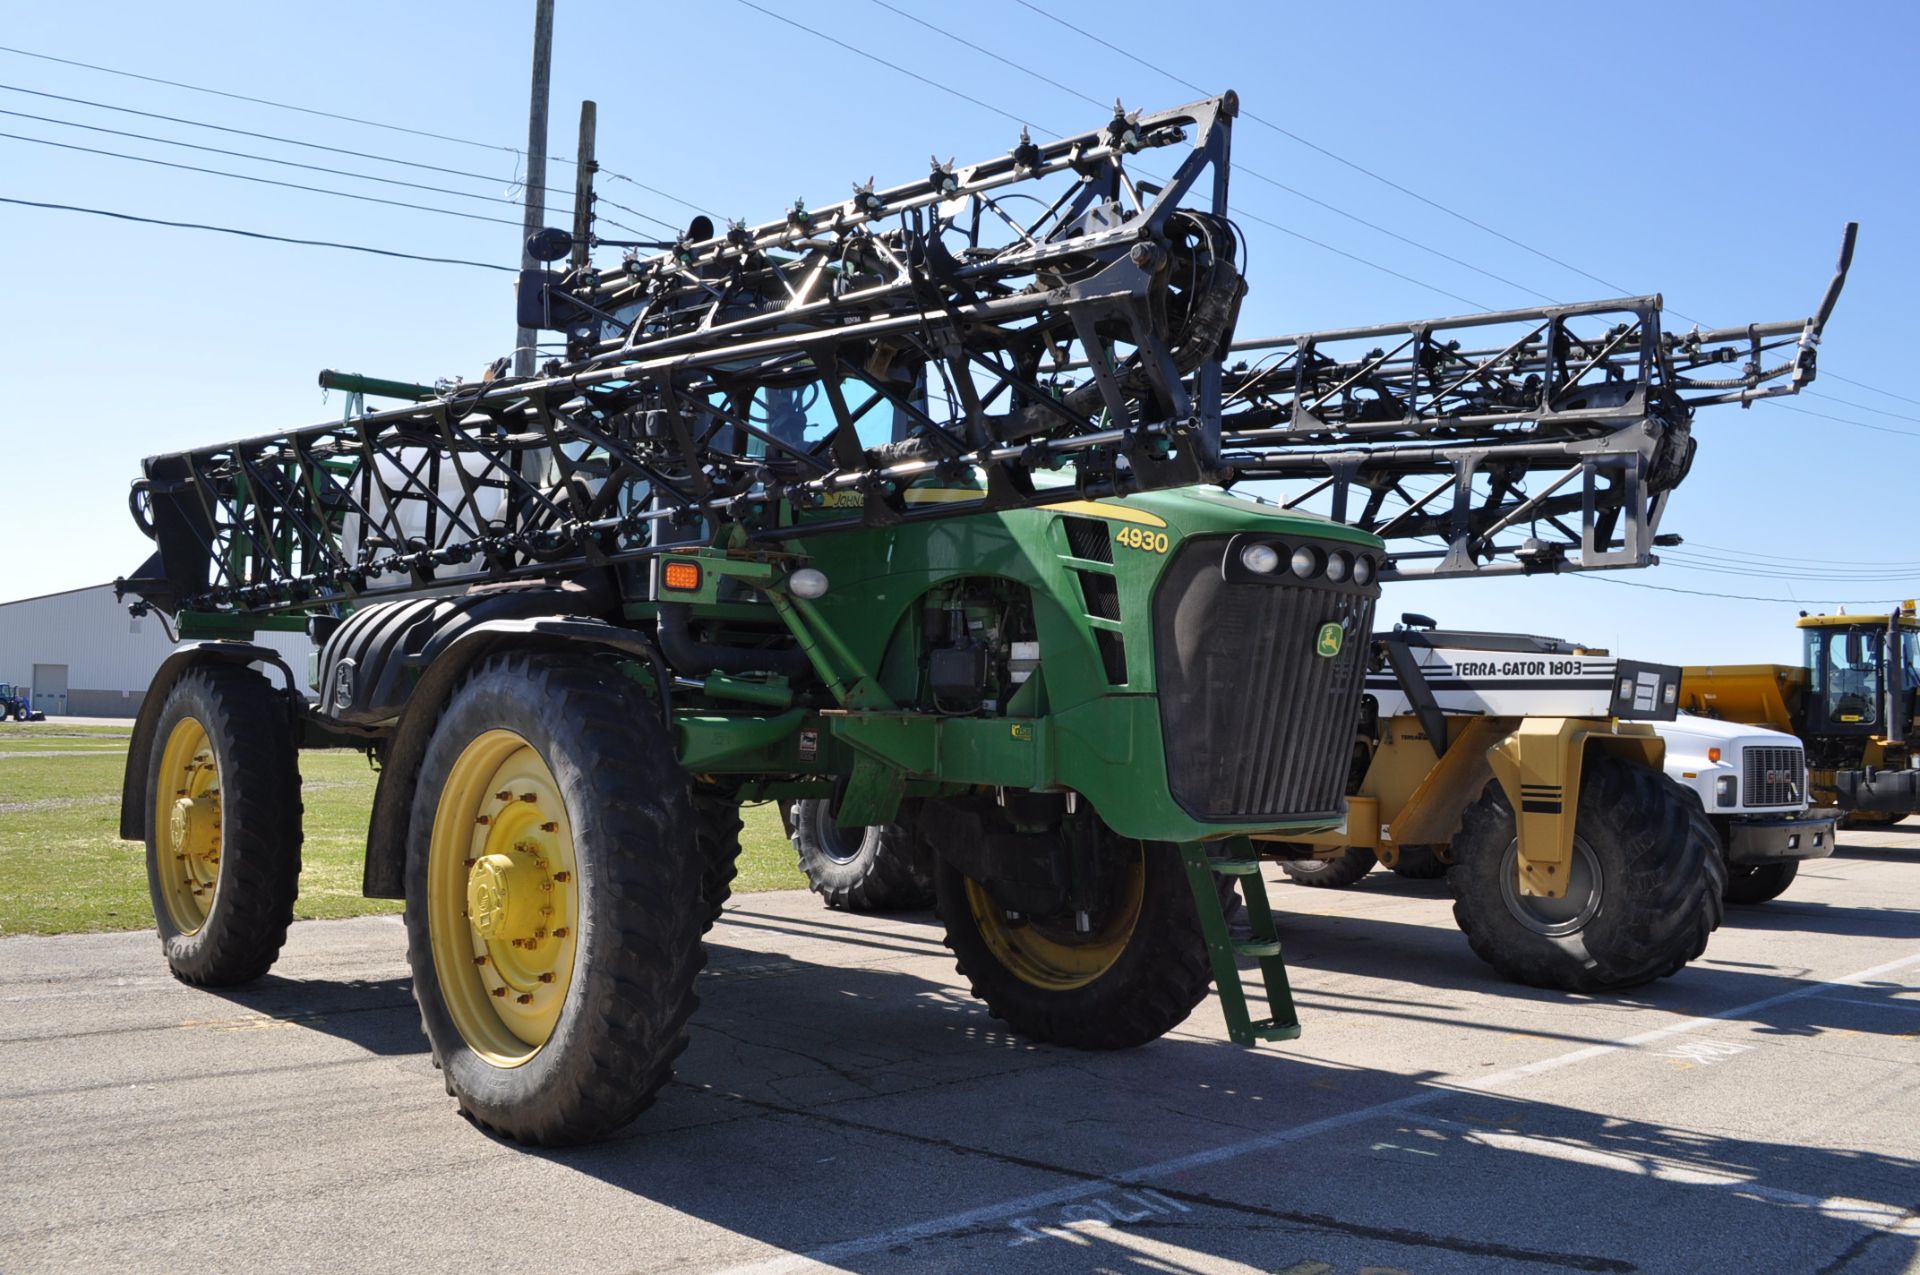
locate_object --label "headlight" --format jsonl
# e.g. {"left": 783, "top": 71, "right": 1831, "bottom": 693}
{"left": 1715, "top": 774, "right": 1738, "bottom": 807}
{"left": 1290, "top": 546, "right": 1320, "bottom": 579}
{"left": 1325, "top": 550, "right": 1351, "bottom": 583}
{"left": 788, "top": 567, "right": 830, "bottom": 599}
{"left": 1240, "top": 543, "right": 1280, "bottom": 575}
{"left": 1352, "top": 554, "right": 1375, "bottom": 586}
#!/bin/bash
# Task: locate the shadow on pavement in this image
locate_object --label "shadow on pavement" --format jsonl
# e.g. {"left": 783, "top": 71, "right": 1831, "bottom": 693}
{"left": 202, "top": 973, "right": 426, "bottom": 1056}
{"left": 527, "top": 928, "right": 1920, "bottom": 1274}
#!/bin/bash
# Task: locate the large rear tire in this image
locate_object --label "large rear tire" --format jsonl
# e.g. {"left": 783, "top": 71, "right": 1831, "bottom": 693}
{"left": 1278, "top": 845, "right": 1377, "bottom": 888}
{"left": 1450, "top": 755, "right": 1725, "bottom": 992}
{"left": 791, "top": 798, "right": 935, "bottom": 912}
{"left": 143, "top": 665, "right": 302, "bottom": 987}
{"left": 404, "top": 653, "right": 704, "bottom": 1145}
{"left": 1725, "top": 860, "right": 1799, "bottom": 905}
{"left": 935, "top": 829, "right": 1213, "bottom": 1049}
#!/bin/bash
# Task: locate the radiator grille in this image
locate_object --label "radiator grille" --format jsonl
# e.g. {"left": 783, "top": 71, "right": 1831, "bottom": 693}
{"left": 1153, "top": 538, "right": 1377, "bottom": 821}
{"left": 1742, "top": 745, "right": 1805, "bottom": 808}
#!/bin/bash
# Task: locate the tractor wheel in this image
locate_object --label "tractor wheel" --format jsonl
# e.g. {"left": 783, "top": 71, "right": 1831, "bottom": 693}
{"left": 1725, "top": 860, "right": 1799, "bottom": 905}
{"left": 935, "top": 830, "right": 1213, "bottom": 1049}
{"left": 791, "top": 798, "right": 935, "bottom": 912}
{"left": 404, "top": 652, "right": 704, "bottom": 1145}
{"left": 1388, "top": 846, "right": 1451, "bottom": 879}
{"left": 143, "top": 665, "right": 302, "bottom": 987}
{"left": 695, "top": 795, "right": 744, "bottom": 930}
{"left": 1278, "top": 845, "right": 1377, "bottom": 888}
{"left": 1450, "top": 755, "right": 1725, "bottom": 992}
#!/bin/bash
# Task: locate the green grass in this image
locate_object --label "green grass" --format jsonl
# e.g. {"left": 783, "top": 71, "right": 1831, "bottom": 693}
{"left": 0, "top": 724, "right": 805, "bottom": 936}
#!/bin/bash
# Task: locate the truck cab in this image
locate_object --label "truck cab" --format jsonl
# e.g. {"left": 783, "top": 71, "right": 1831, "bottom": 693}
{"left": 1651, "top": 714, "right": 1835, "bottom": 903}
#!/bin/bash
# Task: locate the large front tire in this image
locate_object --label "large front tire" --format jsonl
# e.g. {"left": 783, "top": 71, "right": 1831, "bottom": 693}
{"left": 935, "top": 831, "right": 1213, "bottom": 1049}
{"left": 404, "top": 653, "right": 704, "bottom": 1145}
{"left": 1725, "top": 860, "right": 1799, "bottom": 904}
{"left": 143, "top": 665, "right": 302, "bottom": 987}
{"left": 790, "top": 798, "right": 935, "bottom": 912}
{"left": 1450, "top": 755, "right": 1725, "bottom": 992}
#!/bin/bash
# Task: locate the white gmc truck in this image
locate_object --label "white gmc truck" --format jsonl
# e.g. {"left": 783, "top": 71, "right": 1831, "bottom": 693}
{"left": 1650, "top": 714, "right": 1836, "bottom": 903}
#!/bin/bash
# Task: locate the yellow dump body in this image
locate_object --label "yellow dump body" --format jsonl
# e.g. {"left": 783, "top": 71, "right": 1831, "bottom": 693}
{"left": 1677, "top": 664, "right": 1806, "bottom": 733}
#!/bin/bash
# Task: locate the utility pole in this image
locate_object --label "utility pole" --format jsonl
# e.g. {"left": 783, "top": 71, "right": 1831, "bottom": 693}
{"left": 513, "top": 0, "right": 555, "bottom": 379}
{"left": 569, "top": 100, "right": 596, "bottom": 274}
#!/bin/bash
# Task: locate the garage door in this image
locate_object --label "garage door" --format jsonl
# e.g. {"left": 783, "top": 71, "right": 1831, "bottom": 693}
{"left": 32, "top": 664, "right": 67, "bottom": 717}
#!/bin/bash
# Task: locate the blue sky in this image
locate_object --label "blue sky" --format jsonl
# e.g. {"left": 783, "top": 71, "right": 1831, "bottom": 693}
{"left": 2, "top": 1, "right": 1914, "bottom": 663}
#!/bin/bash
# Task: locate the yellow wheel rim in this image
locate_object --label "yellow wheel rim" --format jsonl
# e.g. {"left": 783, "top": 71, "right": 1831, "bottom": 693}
{"left": 964, "top": 843, "right": 1145, "bottom": 991}
{"left": 154, "top": 715, "right": 223, "bottom": 935}
{"left": 427, "top": 729, "right": 580, "bottom": 1068}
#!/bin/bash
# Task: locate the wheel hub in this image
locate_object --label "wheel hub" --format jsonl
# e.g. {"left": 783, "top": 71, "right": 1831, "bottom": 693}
{"left": 1499, "top": 836, "right": 1603, "bottom": 937}
{"left": 466, "top": 852, "right": 543, "bottom": 941}
{"left": 168, "top": 793, "right": 219, "bottom": 863}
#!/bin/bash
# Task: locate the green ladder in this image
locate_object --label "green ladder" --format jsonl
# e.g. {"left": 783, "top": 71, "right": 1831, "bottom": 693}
{"left": 1179, "top": 838, "right": 1301, "bottom": 1044}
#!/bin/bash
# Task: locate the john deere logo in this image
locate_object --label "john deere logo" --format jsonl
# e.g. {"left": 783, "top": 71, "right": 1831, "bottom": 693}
{"left": 1315, "top": 622, "right": 1344, "bottom": 658}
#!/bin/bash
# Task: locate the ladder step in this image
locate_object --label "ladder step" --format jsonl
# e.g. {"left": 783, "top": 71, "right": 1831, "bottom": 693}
{"left": 1211, "top": 857, "right": 1264, "bottom": 876}
{"left": 1248, "top": 1017, "right": 1302, "bottom": 1043}
{"left": 1234, "top": 938, "right": 1283, "bottom": 958}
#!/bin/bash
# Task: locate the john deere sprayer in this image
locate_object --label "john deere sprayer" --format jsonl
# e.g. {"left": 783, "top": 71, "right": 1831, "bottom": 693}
{"left": 113, "top": 94, "right": 1849, "bottom": 1143}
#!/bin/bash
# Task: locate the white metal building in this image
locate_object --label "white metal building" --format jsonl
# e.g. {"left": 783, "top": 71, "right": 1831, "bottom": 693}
{"left": 0, "top": 584, "right": 314, "bottom": 718}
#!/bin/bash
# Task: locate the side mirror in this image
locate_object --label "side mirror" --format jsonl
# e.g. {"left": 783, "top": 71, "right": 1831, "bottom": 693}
{"left": 1400, "top": 612, "right": 1437, "bottom": 630}
{"left": 1845, "top": 632, "right": 1865, "bottom": 667}
{"left": 525, "top": 227, "right": 575, "bottom": 262}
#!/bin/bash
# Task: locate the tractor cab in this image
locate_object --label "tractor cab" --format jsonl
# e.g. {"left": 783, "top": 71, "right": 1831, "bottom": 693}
{"left": 1797, "top": 604, "right": 1920, "bottom": 741}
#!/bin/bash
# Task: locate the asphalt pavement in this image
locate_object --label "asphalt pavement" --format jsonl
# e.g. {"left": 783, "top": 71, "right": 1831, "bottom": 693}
{"left": 4, "top": 825, "right": 1917, "bottom": 1274}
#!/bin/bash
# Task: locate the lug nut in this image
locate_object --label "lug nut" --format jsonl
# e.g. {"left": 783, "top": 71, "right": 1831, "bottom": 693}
{"left": 473, "top": 955, "right": 488, "bottom": 966}
{"left": 475, "top": 815, "right": 490, "bottom": 826}
{"left": 552, "top": 872, "right": 571, "bottom": 883}
{"left": 492, "top": 987, "right": 508, "bottom": 998}
{"left": 552, "top": 928, "right": 569, "bottom": 938}
{"left": 538, "top": 973, "right": 555, "bottom": 983}
{"left": 519, "top": 793, "right": 536, "bottom": 803}
{"left": 494, "top": 791, "right": 511, "bottom": 802}
{"left": 516, "top": 994, "right": 534, "bottom": 1005}
{"left": 540, "top": 822, "right": 557, "bottom": 833}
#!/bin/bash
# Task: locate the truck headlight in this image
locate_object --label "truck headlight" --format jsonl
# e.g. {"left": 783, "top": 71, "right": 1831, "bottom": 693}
{"left": 1325, "top": 550, "right": 1351, "bottom": 583}
{"left": 1715, "top": 774, "right": 1738, "bottom": 807}
{"left": 1290, "top": 546, "right": 1320, "bottom": 579}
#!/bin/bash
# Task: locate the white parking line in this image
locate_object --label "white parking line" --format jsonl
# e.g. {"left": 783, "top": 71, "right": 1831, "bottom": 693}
{"left": 713, "top": 949, "right": 1920, "bottom": 1275}
{"left": 1447, "top": 1121, "right": 1920, "bottom": 1238}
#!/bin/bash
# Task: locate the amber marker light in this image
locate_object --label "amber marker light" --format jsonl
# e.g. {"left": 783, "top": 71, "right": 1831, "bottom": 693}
{"left": 661, "top": 560, "right": 703, "bottom": 592}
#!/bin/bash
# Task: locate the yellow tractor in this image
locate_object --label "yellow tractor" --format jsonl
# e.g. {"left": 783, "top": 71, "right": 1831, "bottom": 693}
{"left": 1262, "top": 620, "right": 1731, "bottom": 992}
{"left": 1681, "top": 602, "right": 1920, "bottom": 824}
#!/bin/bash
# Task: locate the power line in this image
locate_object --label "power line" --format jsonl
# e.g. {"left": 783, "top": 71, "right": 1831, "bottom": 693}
{"left": 736, "top": 0, "right": 1488, "bottom": 310}
{"left": 1805, "top": 390, "right": 1920, "bottom": 424}
{"left": 1574, "top": 573, "right": 1901, "bottom": 606}
{"left": 0, "top": 81, "right": 542, "bottom": 190}
{"left": 0, "top": 80, "right": 682, "bottom": 237}
{"left": 733, "top": 0, "right": 1042, "bottom": 133}
{"left": 866, "top": 0, "right": 1549, "bottom": 305}
{"left": 1765, "top": 402, "right": 1920, "bottom": 440}
{"left": 1820, "top": 372, "right": 1920, "bottom": 410}
{"left": 0, "top": 105, "right": 664, "bottom": 237}
{"left": 0, "top": 42, "right": 522, "bottom": 158}
{"left": 1684, "top": 541, "right": 1920, "bottom": 568}
{"left": 0, "top": 130, "right": 527, "bottom": 228}
{"left": 0, "top": 195, "right": 514, "bottom": 271}
{"left": 1009, "top": 0, "right": 1636, "bottom": 299}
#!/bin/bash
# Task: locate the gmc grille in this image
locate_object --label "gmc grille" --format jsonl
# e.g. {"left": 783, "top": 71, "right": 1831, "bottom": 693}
{"left": 1152, "top": 537, "right": 1377, "bottom": 822}
{"left": 1743, "top": 745, "right": 1805, "bottom": 808}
